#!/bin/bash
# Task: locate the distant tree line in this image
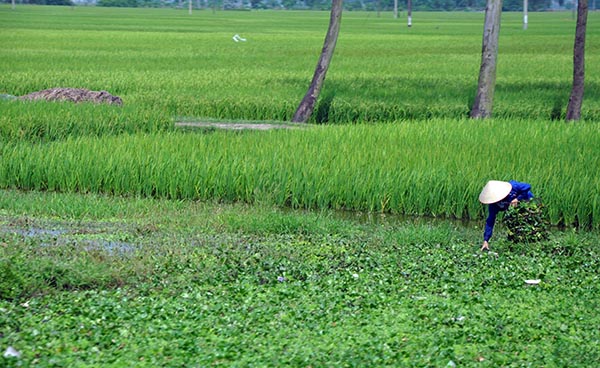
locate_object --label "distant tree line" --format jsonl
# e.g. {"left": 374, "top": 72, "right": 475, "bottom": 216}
{"left": 90, "top": 0, "right": 576, "bottom": 11}
{"left": 4, "top": 0, "right": 584, "bottom": 13}
{"left": 7, "top": 0, "right": 73, "bottom": 5}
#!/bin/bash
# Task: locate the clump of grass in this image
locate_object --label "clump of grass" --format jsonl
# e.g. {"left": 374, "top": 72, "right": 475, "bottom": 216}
{"left": 503, "top": 200, "right": 550, "bottom": 243}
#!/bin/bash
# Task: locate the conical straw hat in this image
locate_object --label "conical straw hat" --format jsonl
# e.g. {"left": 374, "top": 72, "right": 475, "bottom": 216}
{"left": 479, "top": 180, "right": 512, "bottom": 204}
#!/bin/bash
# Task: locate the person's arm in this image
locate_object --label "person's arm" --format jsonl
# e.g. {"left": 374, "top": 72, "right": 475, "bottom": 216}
{"left": 482, "top": 205, "right": 498, "bottom": 250}
{"left": 509, "top": 180, "right": 534, "bottom": 201}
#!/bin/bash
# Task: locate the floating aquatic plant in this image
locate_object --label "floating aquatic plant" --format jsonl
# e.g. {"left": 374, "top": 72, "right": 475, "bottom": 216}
{"left": 503, "top": 199, "right": 550, "bottom": 243}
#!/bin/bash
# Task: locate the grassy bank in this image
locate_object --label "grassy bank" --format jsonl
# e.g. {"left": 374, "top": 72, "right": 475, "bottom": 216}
{"left": 1, "top": 189, "right": 599, "bottom": 366}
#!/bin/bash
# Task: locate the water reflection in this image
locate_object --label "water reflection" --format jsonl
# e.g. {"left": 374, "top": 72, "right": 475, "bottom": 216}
{"left": 1, "top": 225, "right": 135, "bottom": 255}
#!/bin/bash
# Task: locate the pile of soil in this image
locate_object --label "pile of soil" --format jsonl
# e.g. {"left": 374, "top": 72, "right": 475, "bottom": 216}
{"left": 19, "top": 88, "right": 123, "bottom": 106}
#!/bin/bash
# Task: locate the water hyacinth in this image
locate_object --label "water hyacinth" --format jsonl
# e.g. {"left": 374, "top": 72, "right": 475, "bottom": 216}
{"left": 503, "top": 200, "right": 550, "bottom": 243}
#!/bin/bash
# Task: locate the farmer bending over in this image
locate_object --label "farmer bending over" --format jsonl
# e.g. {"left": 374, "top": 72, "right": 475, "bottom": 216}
{"left": 479, "top": 180, "right": 534, "bottom": 251}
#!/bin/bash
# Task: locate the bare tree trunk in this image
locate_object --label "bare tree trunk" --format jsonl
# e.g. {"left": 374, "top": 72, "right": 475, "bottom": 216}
{"left": 292, "top": 0, "right": 343, "bottom": 123}
{"left": 407, "top": 0, "right": 412, "bottom": 27}
{"left": 189, "top": 0, "right": 193, "bottom": 14}
{"left": 12, "top": 0, "right": 16, "bottom": 9}
{"left": 394, "top": 0, "right": 398, "bottom": 19}
{"left": 470, "top": 0, "right": 502, "bottom": 119}
{"left": 566, "top": 0, "right": 588, "bottom": 121}
{"left": 523, "top": 0, "right": 528, "bottom": 30}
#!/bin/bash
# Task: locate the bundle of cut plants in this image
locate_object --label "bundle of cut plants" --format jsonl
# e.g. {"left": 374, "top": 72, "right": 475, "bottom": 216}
{"left": 503, "top": 199, "right": 549, "bottom": 243}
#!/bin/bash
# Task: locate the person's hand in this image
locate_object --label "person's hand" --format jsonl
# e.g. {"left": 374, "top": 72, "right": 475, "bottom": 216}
{"left": 510, "top": 199, "right": 519, "bottom": 207}
{"left": 481, "top": 240, "right": 489, "bottom": 252}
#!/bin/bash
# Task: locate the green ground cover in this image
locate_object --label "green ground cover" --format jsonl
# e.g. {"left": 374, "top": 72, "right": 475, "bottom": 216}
{"left": 1, "top": 7, "right": 599, "bottom": 366}
{"left": 1, "top": 189, "right": 599, "bottom": 366}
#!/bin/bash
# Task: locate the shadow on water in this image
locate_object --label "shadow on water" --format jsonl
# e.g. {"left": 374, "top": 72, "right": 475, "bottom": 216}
{"left": 330, "top": 209, "right": 481, "bottom": 229}
{"left": 279, "top": 205, "right": 483, "bottom": 230}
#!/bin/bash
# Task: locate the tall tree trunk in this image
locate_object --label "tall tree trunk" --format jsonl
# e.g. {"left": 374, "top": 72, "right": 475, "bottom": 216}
{"left": 394, "top": 0, "right": 398, "bottom": 19}
{"left": 407, "top": 0, "right": 412, "bottom": 27}
{"left": 12, "top": 0, "right": 15, "bottom": 9}
{"left": 566, "top": 0, "right": 588, "bottom": 121}
{"left": 292, "top": 0, "right": 343, "bottom": 123}
{"left": 470, "top": 0, "right": 502, "bottom": 119}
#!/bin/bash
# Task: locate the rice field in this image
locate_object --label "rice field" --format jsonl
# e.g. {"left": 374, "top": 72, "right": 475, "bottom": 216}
{"left": 1, "top": 6, "right": 599, "bottom": 228}
{"left": 1, "top": 7, "right": 600, "bottom": 366}
{"left": 2, "top": 6, "right": 599, "bottom": 122}
{"left": 1, "top": 120, "right": 600, "bottom": 228}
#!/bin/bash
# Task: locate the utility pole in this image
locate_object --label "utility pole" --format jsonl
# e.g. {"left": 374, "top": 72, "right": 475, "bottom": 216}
{"left": 523, "top": 0, "right": 528, "bottom": 30}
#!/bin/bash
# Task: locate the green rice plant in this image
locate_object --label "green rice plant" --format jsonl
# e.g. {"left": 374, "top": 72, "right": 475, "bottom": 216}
{"left": 1, "top": 8, "right": 600, "bottom": 124}
{"left": 0, "top": 119, "right": 598, "bottom": 228}
{"left": 0, "top": 100, "right": 173, "bottom": 143}
{"left": 1, "top": 7, "right": 599, "bottom": 228}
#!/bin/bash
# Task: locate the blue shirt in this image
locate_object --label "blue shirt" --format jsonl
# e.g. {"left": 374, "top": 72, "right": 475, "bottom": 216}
{"left": 483, "top": 180, "right": 534, "bottom": 241}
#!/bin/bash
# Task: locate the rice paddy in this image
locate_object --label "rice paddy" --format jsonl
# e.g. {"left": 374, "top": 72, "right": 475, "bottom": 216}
{"left": 1, "top": 6, "right": 599, "bottom": 228}
{"left": 1, "top": 6, "right": 600, "bottom": 366}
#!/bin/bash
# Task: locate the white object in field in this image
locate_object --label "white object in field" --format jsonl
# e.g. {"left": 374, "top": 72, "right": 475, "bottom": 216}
{"left": 407, "top": 16, "right": 412, "bottom": 27}
{"left": 525, "top": 279, "right": 541, "bottom": 285}
{"left": 232, "top": 34, "right": 247, "bottom": 42}
{"left": 524, "top": 15, "right": 528, "bottom": 24}
{"left": 3, "top": 346, "right": 21, "bottom": 358}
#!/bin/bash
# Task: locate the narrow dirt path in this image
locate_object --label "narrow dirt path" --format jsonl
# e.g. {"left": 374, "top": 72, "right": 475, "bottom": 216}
{"left": 174, "top": 121, "right": 308, "bottom": 131}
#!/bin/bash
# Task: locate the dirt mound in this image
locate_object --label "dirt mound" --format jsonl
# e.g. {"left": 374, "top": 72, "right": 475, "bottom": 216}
{"left": 19, "top": 88, "right": 123, "bottom": 106}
